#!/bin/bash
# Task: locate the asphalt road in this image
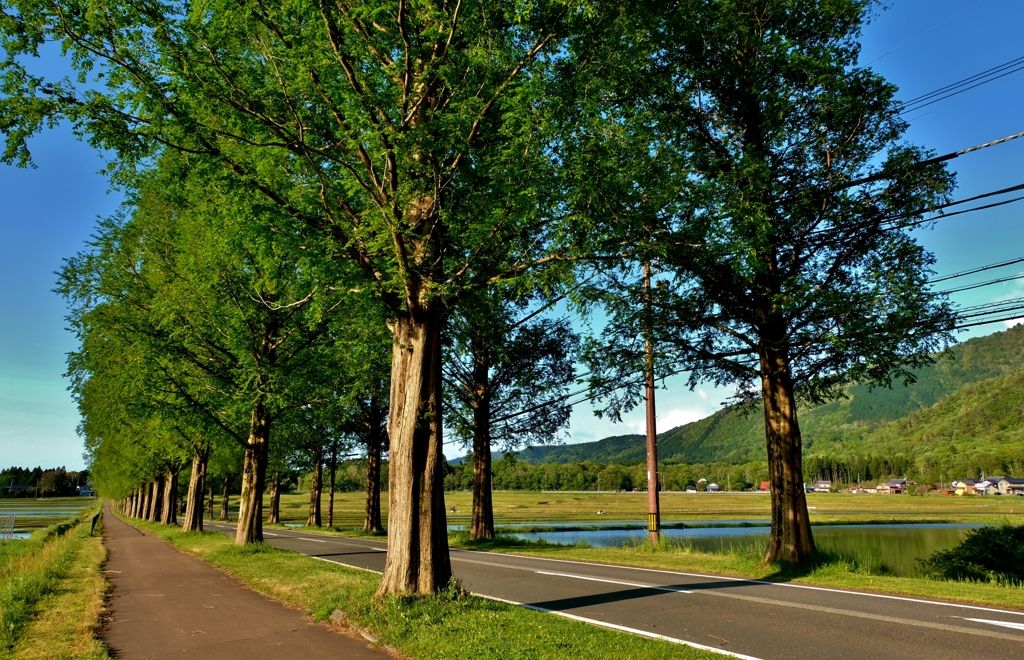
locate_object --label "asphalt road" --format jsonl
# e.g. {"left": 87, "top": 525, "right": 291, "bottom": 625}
{"left": 205, "top": 522, "right": 1024, "bottom": 659}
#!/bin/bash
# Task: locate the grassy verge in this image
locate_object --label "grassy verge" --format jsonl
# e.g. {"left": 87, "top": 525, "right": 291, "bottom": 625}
{"left": 0, "top": 511, "right": 109, "bottom": 659}
{"left": 9, "top": 518, "right": 110, "bottom": 660}
{"left": 125, "top": 517, "right": 725, "bottom": 659}
{"left": 448, "top": 533, "right": 1024, "bottom": 611}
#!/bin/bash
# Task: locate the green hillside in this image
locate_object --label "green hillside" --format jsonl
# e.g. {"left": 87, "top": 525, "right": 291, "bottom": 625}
{"left": 521, "top": 324, "right": 1024, "bottom": 472}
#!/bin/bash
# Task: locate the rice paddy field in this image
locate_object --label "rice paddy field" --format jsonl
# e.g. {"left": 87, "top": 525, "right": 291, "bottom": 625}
{"left": 0, "top": 498, "right": 101, "bottom": 533}
{"left": 253, "top": 490, "right": 1024, "bottom": 530}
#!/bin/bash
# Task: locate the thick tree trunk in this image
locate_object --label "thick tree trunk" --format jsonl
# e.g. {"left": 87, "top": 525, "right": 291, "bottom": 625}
{"left": 141, "top": 482, "right": 152, "bottom": 520}
{"left": 376, "top": 311, "right": 451, "bottom": 596}
{"left": 307, "top": 444, "right": 323, "bottom": 527}
{"left": 149, "top": 476, "right": 163, "bottom": 522}
{"left": 267, "top": 472, "right": 280, "bottom": 524}
{"left": 129, "top": 490, "right": 138, "bottom": 517}
{"left": 328, "top": 443, "right": 337, "bottom": 528}
{"left": 759, "top": 343, "right": 815, "bottom": 564}
{"left": 235, "top": 398, "right": 270, "bottom": 545}
{"left": 220, "top": 476, "right": 230, "bottom": 520}
{"left": 161, "top": 469, "right": 178, "bottom": 525}
{"left": 182, "top": 450, "right": 207, "bottom": 532}
{"left": 363, "top": 429, "right": 384, "bottom": 532}
{"left": 470, "top": 334, "right": 494, "bottom": 541}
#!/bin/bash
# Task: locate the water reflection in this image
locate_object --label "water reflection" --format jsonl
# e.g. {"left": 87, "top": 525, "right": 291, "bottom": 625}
{"left": 502, "top": 523, "right": 982, "bottom": 576}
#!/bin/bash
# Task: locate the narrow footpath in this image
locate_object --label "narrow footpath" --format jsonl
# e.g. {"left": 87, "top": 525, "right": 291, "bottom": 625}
{"left": 101, "top": 503, "right": 387, "bottom": 659}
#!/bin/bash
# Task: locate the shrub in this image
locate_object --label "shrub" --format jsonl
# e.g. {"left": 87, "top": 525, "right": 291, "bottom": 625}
{"left": 919, "top": 525, "right": 1024, "bottom": 583}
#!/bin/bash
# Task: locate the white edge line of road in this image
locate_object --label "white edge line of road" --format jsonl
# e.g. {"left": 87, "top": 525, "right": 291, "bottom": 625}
{"left": 308, "top": 554, "right": 755, "bottom": 658}
{"left": 477, "top": 593, "right": 762, "bottom": 660}
{"left": 455, "top": 548, "right": 1024, "bottom": 618}
{"left": 535, "top": 570, "right": 693, "bottom": 593}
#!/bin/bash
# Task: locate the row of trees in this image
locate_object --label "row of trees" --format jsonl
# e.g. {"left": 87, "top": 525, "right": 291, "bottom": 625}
{"left": 0, "top": 467, "right": 90, "bottom": 497}
{"left": 3, "top": 0, "right": 959, "bottom": 591}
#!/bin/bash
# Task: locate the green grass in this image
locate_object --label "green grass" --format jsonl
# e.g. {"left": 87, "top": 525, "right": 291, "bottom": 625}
{"left": 126, "top": 516, "right": 725, "bottom": 659}
{"left": 252, "top": 490, "right": 1024, "bottom": 529}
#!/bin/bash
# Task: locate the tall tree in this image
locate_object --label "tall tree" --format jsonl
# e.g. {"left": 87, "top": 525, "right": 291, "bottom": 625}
{"left": 445, "top": 293, "right": 579, "bottom": 539}
{"left": 579, "top": 0, "right": 956, "bottom": 563}
{"left": 1, "top": 0, "right": 597, "bottom": 595}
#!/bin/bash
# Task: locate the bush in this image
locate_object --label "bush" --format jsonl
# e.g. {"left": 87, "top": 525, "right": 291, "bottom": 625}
{"left": 919, "top": 525, "right": 1024, "bottom": 584}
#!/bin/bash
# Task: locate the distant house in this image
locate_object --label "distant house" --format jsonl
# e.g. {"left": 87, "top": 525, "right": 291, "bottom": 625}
{"left": 975, "top": 478, "right": 1001, "bottom": 495}
{"left": 3, "top": 484, "right": 32, "bottom": 496}
{"left": 953, "top": 479, "right": 977, "bottom": 496}
{"left": 759, "top": 481, "right": 771, "bottom": 492}
{"left": 997, "top": 477, "right": 1024, "bottom": 496}
{"left": 876, "top": 479, "right": 907, "bottom": 494}
{"left": 707, "top": 483, "right": 720, "bottom": 492}
{"left": 814, "top": 481, "right": 832, "bottom": 492}
{"left": 78, "top": 485, "right": 94, "bottom": 497}
{"left": 684, "top": 483, "right": 698, "bottom": 493}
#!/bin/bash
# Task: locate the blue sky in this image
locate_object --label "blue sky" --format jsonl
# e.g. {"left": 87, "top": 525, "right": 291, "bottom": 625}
{"left": 2, "top": 0, "right": 1024, "bottom": 469}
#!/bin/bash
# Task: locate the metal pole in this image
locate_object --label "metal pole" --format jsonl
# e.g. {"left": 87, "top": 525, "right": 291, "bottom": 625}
{"left": 644, "top": 262, "right": 660, "bottom": 545}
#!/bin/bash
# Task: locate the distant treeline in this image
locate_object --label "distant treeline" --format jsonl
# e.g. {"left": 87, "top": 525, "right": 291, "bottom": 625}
{"left": 0, "top": 467, "right": 90, "bottom": 497}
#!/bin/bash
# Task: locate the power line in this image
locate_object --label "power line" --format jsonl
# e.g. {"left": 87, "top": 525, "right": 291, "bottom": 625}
{"left": 899, "top": 57, "right": 1024, "bottom": 115}
{"left": 940, "top": 273, "right": 1024, "bottom": 295}
{"left": 902, "top": 54, "right": 1024, "bottom": 106}
{"left": 955, "top": 314, "right": 1024, "bottom": 330}
{"left": 930, "top": 256, "right": 1024, "bottom": 284}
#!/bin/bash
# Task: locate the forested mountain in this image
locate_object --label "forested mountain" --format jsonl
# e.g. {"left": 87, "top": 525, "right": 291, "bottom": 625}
{"left": 520, "top": 325, "right": 1024, "bottom": 475}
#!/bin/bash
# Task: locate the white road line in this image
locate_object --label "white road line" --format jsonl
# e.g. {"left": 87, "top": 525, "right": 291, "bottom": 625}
{"left": 536, "top": 570, "right": 692, "bottom": 594}
{"left": 962, "top": 618, "right": 1024, "bottom": 632}
{"left": 456, "top": 548, "right": 1024, "bottom": 618}
{"left": 262, "top": 532, "right": 279, "bottom": 537}
{"left": 299, "top": 537, "right": 327, "bottom": 543}
{"left": 531, "top": 569, "right": 1023, "bottom": 642}
{"left": 476, "top": 593, "right": 760, "bottom": 660}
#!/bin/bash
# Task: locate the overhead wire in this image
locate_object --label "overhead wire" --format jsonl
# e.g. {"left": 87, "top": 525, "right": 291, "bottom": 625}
{"left": 899, "top": 56, "right": 1024, "bottom": 115}
{"left": 930, "top": 256, "right": 1024, "bottom": 283}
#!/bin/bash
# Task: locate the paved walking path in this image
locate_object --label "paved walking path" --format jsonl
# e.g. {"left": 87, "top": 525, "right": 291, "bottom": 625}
{"left": 101, "top": 503, "right": 386, "bottom": 659}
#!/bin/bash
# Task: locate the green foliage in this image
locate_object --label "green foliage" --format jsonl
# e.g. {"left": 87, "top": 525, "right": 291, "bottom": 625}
{"left": 919, "top": 525, "right": 1024, "bottom": 584}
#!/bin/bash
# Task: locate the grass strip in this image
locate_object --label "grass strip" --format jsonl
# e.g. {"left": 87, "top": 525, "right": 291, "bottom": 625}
{"left": 449, "top": 534, "right": 1024, "bottom": 611}
{"left": 8, "top": 516, "right": 110, "bottom": 660}
{"left": 125, "top": 517, "right": 726, "bottom": 659}
{"left": 0, "top": 522, "right": 88, "bottom": 653}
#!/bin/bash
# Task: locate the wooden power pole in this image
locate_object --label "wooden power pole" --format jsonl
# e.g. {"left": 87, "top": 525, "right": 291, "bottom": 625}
{"left": 644, "top": 262, "right": 660, "bottom": 545}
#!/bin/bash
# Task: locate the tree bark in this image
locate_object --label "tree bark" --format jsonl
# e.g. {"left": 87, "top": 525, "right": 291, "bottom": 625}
{"left": 149, "top": 476, "right": 163, "bottom": 522}
{"left": 207, "top": 486, "right": 215, "bottom": 519}
{"left": 220, "top": 475, "right": 230, "bottom": 520}
{"left": 130, "top": 490, "right": 138, "bottom": 518}
{"left": 327, "top": 443, "right": 337, "bottom": 528}
{"left": 363, "top": 428, "right": 384, "bottom": 532}
{"left": 141, "top": 482, "right": 152, "bottom": 520}
{"left": 182, "top": 450, "right": 207, "bottom": 532}
{"left": 376, "top": 311, "right": 451, "bottom": 596}
{"left": 267, "top": 472, "right": 280, "bottom": 524}
{"left": 470, "top": 333, "right": 494, "bottom": 541}
{"left": 307, "top": 444, "right": 323, "bottom": 527}
{"left": 161, "top": 468, "right": 178, "bottom": 525}
{"left": 235, "top": 400, "right": 271, "bottom": 544}
{"left": 759, "top": 342, "right": 815, "bottom": 564}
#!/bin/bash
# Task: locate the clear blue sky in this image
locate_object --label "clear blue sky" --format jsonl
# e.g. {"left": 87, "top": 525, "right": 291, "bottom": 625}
{"left": 2, "top": 0, "right": 1023, "bottom": 469}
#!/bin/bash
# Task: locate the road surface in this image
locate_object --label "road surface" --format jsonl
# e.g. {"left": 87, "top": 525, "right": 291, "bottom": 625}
{"left": 205, "top": 522, "right": 1024, "bottom": 659}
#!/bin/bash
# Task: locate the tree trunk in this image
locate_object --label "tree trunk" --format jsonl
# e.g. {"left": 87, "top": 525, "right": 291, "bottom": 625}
{"left": 129, "top": 490, "right": 137, "bottom": 517}
{"left": 235, "top": 397, "right": 270, "bottom": 545}
{"left": 220, "top": 476, "right": 230, "bottom": 520}
{"left": 266, "top": 472, "right": 280, "bottom": 524}
{"left": 207, "top": 486, "right": 215, "bottom": 519}
{"left": 161, "top": 469, "right": 178, "bottom": 525}
{"left": 328, "top": 443, "right": 337, "bottom": 528}
{"left": 470, "top": 333, "right": 494, "bottom": 541}
{"left": 363, "top": 428, "right": 384, "bottom": 532}
{"left": 759, "top": 343, "right": 815, "bottom": 564}
{"left": 149, "top": 476, "right": 163, "bottom": 522}
{"left": 141, "top": 482, "right": 152, "bottom": 520}
{"left": 376, "top": 311, "right": 451, "bottom": 596}
{"left": 182, "top": 450, "right": 207, "bottom": 532}
{"left": 307, "top": 444, "right": 323, "bottom": 527}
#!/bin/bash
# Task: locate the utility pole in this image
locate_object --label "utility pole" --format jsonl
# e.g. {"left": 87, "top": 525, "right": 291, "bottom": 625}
{"left": 643, "top": 262, "right": 660, "bottom": 545}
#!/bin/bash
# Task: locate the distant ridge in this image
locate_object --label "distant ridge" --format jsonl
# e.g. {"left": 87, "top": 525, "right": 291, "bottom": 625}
{"left": 517, "top": 324, "right": 1024, "bottom": 465}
